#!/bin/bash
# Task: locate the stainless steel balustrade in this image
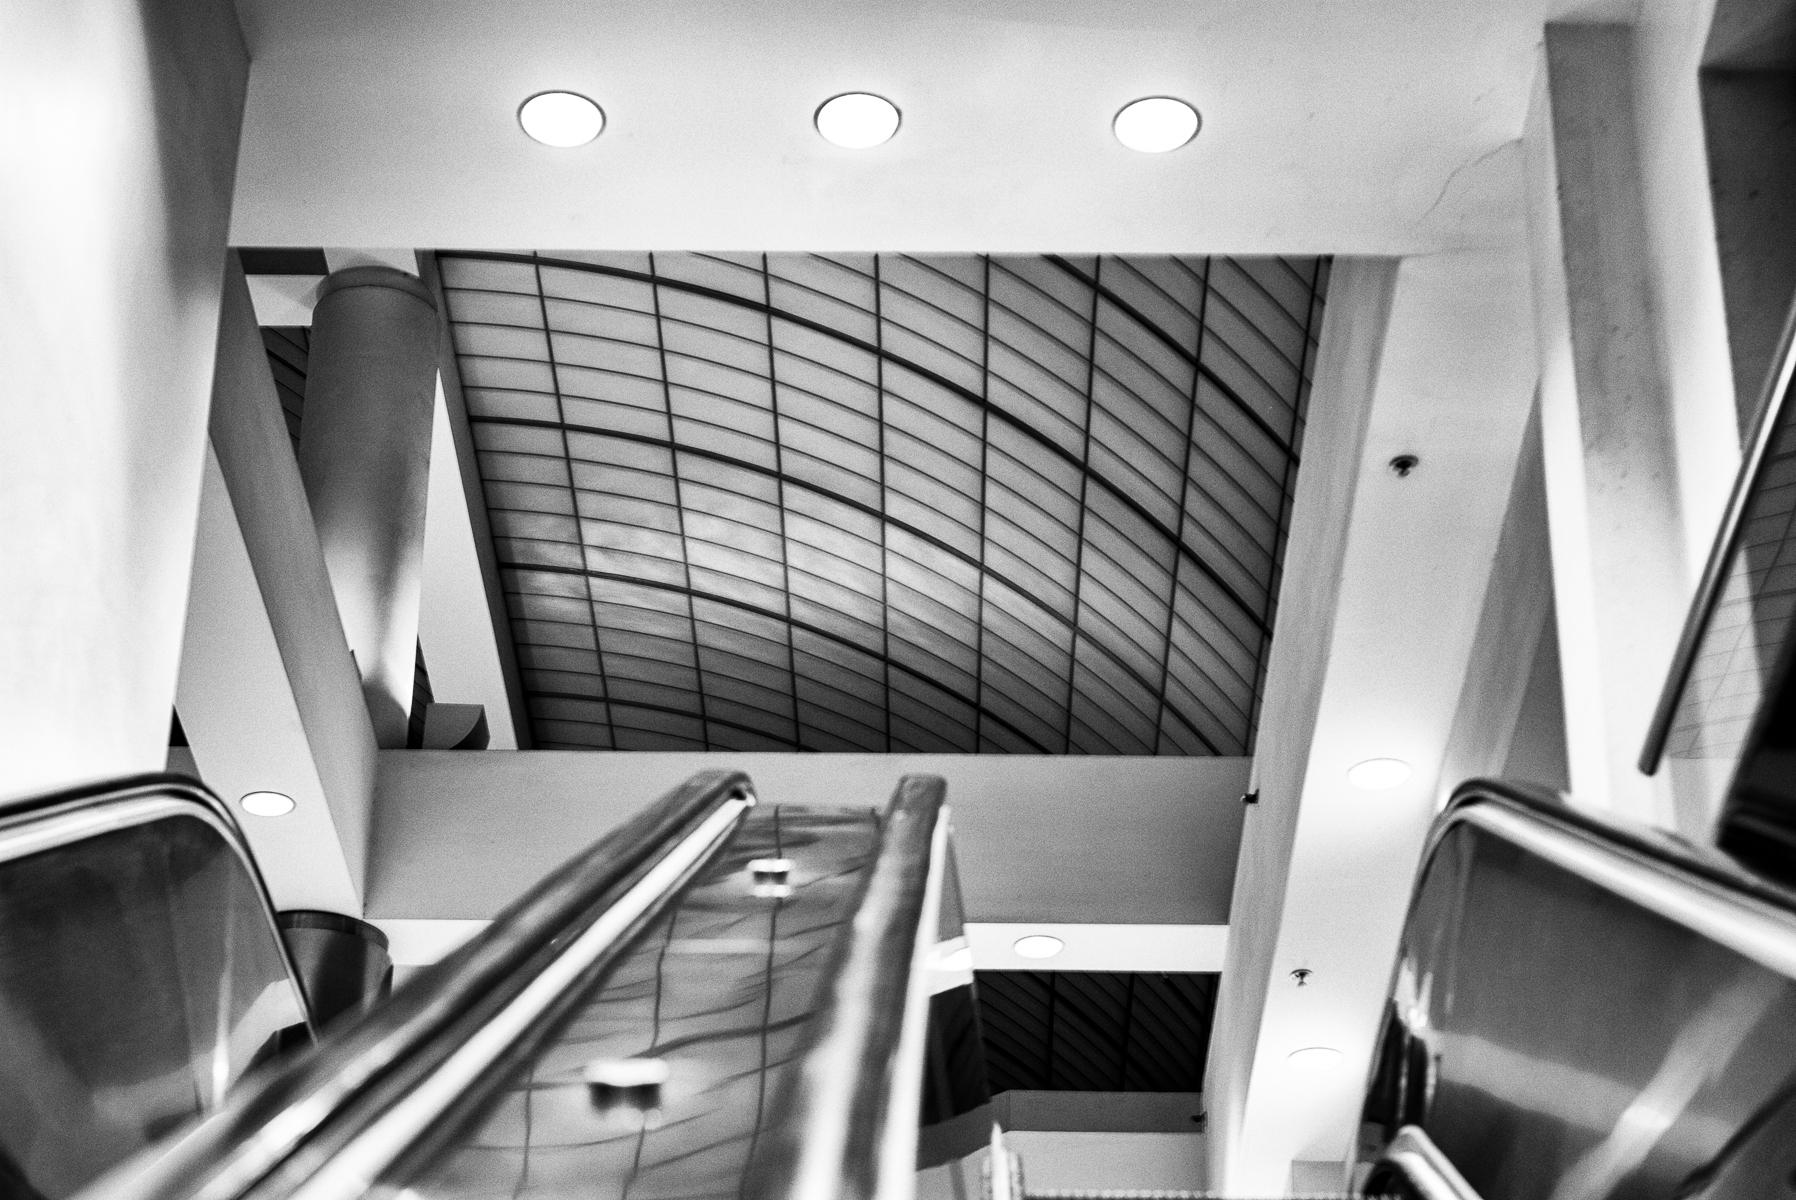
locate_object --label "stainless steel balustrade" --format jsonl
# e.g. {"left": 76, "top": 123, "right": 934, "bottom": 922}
{"left": 0, "top": 774, "right": 312, "bottom": 1200}
{"left": 88, "top": 770, "right": 757, "bottom": 1200}
{"left": 743, "top": 775, "right": 950, "bottom": 1200}
{"left": 1362, "top": 778, "right": 1796, "bottom": 1200}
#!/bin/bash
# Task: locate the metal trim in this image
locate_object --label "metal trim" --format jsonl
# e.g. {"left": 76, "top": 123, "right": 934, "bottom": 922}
{"left": 1451, "top": 801, "right": 1796, "bottom": 980}
{"left": 744, "top": 774, "right": 949, "bottom": 1200}
{"left": 1379, "top": 1125, "right": 1482, "bottom": 1200}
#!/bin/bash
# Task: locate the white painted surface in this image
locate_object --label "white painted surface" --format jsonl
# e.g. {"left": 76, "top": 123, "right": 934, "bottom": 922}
{"left": 246, "top": 273, "right": 323, "bottom": 325}
{"left": 966, "top": 924, "right": 1226, "bottom": 972}
{"left": 367, "top": 752, "right": 1248, "bottom": 924}
{"left": 1632, "top": 0, "right": 1740, "bottom": 578}
{"left": 1006, "top": 1131, "right": 1205, "bottom": 1192}
{"left": 377, "top": 918, "right": 1226, "bottom": 972}
{"left": 1213, "top": 245, "right": 1543, "bottom": 1192}
{"left": 181, "top": 446, "right": 363, "bottom": 911}
{"left": 0, "top": 0, "right": 246, "bottom": 801}
{"left": 179, "top": 264, "right": 377, "bottom": 910}
{"left": 1526, "top": 25, "right": 1687, "bottom": 826}
{"left": 376, "top": 918, "right": 489, "bottom": 966}
{"left": 223, "top": 0, "right": 1613, "bottom": 254}
{"left": 419, "top": 377, "right": 520, "bottom": 748}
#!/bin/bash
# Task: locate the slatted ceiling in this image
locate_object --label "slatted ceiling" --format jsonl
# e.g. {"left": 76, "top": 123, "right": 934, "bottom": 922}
{"left": 444, "top": 250, "right": 1325, "bottom": 753}
{"left": 975, "top": 971, "right": 1218, "bottom": 1093}
{"left": 260, "top": 326, "right": 310, "bottom": 448}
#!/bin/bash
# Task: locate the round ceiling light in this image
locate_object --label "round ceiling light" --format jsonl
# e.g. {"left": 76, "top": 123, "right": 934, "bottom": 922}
{"left": 815, "top": 92, "right": 901, "bottom": 149}
{"left": 240, "top": 791, "right": 295, "bottom": 818}
{"left": 1347, "top": 758, "right": 1413, "bottom": 790}
{"left": 1013, "top": 934, "right": 1065, "bottom": 960}
{"left": 518, "top": 91, "right": 605, "bottom": 147}
{"left": 1113, "top": 96, "right": 1201, "bottom": 153}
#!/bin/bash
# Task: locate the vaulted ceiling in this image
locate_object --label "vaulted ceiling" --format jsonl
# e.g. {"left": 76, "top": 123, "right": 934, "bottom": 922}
{"left": 437, "top": 252, "right": 1326, "bottom": 753}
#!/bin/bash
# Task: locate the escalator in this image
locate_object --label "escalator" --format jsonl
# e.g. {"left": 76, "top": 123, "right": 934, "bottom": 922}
{"left": 21, "top": 319, "right": 1796, "bottom": 1200}
{"left": 0, "top": 770, "right": 988, "bottom": 1200}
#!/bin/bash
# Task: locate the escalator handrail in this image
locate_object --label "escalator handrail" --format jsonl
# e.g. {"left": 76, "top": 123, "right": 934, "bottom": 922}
{"left": 1439, "top": 779, "right": 1796, "bottom": 978}
{"left": 744, "top": 774, "right": 949, "bottom": 1200}
{"left": 1639, "top": 296, "right": 1796, "bottom": 774}
{"left": 91, "top": 769, "right": 757, "bottom": 1200}
{"left": 1371, "top": 1126, "right": 1483, "bottom": 1200}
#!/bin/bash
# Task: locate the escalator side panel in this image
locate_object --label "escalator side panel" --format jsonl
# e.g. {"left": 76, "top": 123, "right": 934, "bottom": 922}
{"left": 0, "top": 809, "right": 307, "bottom": 1200}
{"left": 1368, "top": 814, "right": 1796, "bottom": 1200}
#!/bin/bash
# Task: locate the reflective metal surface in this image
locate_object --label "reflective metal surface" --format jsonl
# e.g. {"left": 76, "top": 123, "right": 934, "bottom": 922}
{"left": 94, "top": 770, "right": 754, "bottom": 1200}
{"left": 383, "top": 802, "right": 883, "bottom": 1200}
{"left": 0, "top": 776, "right": 308, "bottom": 1200}
{"left": 747, "top": 775, "right": 949, "bottom": 1200}
{"left": 1363, "top": 780, "right": 1796, "bottom": 1200}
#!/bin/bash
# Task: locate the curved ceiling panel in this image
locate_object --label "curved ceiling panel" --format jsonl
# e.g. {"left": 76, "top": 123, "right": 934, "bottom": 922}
{"left": 440, "top": 252, "right": 1326, "bottom": 753}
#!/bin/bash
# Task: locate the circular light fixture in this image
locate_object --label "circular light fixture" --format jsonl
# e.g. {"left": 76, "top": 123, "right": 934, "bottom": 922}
{"left": 518, "top": 91, "right": 605, "bottom": 147}
{"left": 1287, "top": 1046, "right": 1344, "bottom": 1072}
{"left": 240, "top": 791, "right": 295, "bottom": 818}
{"left": 1347, "top": 758, "right": 1413, "bottom": 790}
{"left": 1013, "top": 934, "right": 1065, "bottom": 960}
{"left": 815, "top": 92, "right": 901, "bottom": 149}
{"left": 1113, "top": 96, "right": 1201, "bottom": 153}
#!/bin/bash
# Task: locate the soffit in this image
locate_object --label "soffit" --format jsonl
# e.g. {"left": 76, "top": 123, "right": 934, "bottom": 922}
{"left": 226, "top": 0, "right": 1622, "bottom": 253}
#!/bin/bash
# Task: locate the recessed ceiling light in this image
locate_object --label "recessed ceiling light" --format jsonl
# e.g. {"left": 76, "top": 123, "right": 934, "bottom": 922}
{"left": 1347, "top": 758, "right": 1412, "bottom": 790}
{"left": 1013, "top": 934, "right": 1065, "bottom": 960}
{"left": 1287, "top": 1046, "right": 1343, "bottom": 1071}
{"left": 815, "top": 92, "right": 901, "bottom": 149}
{"left": 240, "top": 791, "right": 295, "bottom": 817}
{"left": 1113, "top": 96, "right": 1201, "bottom": 153}
{"left": 518, "top": 91, "right": 605, "bottom": 148}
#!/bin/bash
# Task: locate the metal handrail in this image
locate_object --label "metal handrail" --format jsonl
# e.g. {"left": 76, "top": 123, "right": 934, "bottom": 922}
{"left": 90, "top": 769, "right": 756, "bottom": 1200}
{"left": 744, "top": 774, "right": 950, "bottom": 1200}
{"left": 1639, "top": 298, "right": 1796, "bottom": 774}
{"left": 1437, "top": 779, "right": 1796, "bottom": 976}
{"left": 1372, "top": 1126, "right": 1482, "bottom": 1200}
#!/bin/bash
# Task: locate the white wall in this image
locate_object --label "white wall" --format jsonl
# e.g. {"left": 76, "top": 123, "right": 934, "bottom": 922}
{"left": 0, "top": 0, "right": 246, "bottom": 800}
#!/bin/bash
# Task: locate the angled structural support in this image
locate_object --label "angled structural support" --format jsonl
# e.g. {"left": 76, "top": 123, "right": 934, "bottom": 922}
{"left": 177, "top": 262, "right": 376, "bottom": 912}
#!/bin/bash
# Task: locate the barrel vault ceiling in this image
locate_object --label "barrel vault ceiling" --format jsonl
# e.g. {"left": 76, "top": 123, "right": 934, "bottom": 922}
{"left": 439, "top": 251, "right": 1326, "bottom": 754}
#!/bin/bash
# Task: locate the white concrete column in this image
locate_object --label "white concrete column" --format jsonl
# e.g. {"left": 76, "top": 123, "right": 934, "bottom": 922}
{"left": 1524, "top": 24, "right": 1689, "bottom": 825}
{"left": 0, "top": 0, "right": 246, "bottom": 801}
{"left": 1207, "top": 245, "right": 1542, "bottom": 1194}
{"left": 298, "top": 267, "right": 440, "bottom": 748}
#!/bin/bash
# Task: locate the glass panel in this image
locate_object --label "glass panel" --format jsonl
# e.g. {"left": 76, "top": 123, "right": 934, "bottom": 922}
{"left": 0, "top": 812, "right": 305, "bottom": 1198}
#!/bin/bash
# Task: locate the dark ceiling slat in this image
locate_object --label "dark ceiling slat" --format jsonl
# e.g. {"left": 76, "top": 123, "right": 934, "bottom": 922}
{"left": 973, "top": 971, "right": 1216, "bottom": 1094}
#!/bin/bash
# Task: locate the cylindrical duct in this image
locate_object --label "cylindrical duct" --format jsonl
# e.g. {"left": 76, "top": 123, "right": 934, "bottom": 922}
{"left": 297, "top": 266, "right": 439, "bottom": 748}
{"left": 277, "top": 909, "right": 394, "bottom": 1031}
